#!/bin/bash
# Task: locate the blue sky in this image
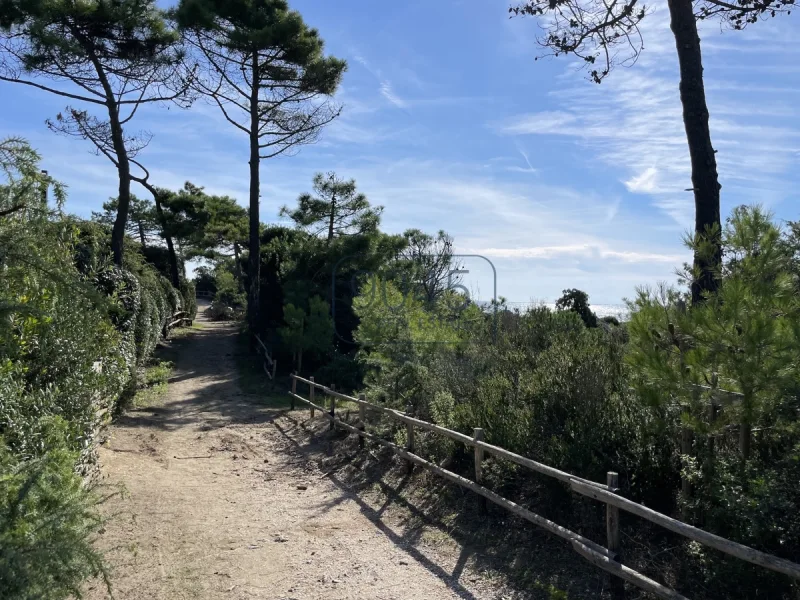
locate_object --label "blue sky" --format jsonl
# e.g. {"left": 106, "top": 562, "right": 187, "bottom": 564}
{"left": 1, "top": 0, "right": 798, "bottom": 307}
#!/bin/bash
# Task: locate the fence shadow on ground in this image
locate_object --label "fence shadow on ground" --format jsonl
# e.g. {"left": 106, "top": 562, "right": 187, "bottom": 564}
{"left": 270, "top": 412, "right": 612, "bottom": 600}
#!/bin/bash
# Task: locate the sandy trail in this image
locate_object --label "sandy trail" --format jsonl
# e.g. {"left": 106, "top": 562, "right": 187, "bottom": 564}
{"left": 86, "top": 304, "right": 508, "bottom": 600}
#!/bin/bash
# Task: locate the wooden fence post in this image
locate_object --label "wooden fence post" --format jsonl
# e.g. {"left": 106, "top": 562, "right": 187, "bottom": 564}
{"left": 358, "top": 393, "right": 366, "bottom": 449}
{"left": 474, "top": 428, "right": 487, "bottom": 513}
{"left": 329, "top": 384, "right": 336, "bottom": 431}
{"left": 309, "top": 377, "right": 315, "bottom": 418}
{"left": 290, "top": 373, "right": 296, "bottom": 410}
{"left": 406, "top": 421, "right": 415, "bottom": 473}
{"left": 607, "top": 471, "right": 624, "bottom": 600}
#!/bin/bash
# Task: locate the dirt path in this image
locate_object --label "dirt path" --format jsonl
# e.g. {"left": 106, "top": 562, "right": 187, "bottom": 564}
{"left": 86, "top": 305, "right": 515, "bottom": 600}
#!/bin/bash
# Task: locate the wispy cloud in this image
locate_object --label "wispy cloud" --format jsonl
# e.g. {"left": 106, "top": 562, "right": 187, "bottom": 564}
{"left": 492, "top": 8, "right": 800, "bottom": 227}
{"left": 472, "top": 244, "right": 683, "bottom": 264}
{"left": 379, "top": 80, "right": 408, "bottom": 109}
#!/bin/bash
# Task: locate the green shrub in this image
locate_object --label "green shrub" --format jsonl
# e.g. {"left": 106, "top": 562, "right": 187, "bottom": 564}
{"left": 213, "top": 270, "right": 245, "bottom": 310}
{"left": 0, "top": 419, "right": 109, "bottom": 600}
{"left": 0, "top": 226, "right": 129, "bottom": 460}
{"left": 179, "top": 278, "right": 197, "bottom": 319}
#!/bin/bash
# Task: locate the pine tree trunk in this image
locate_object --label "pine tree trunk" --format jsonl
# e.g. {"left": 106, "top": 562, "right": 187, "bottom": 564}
{"left": 327, "top": 195, "right": 335, "bottom": 245}
{"left": 156, "top": 197, "right": 181, "bottom": 288}
{"left": 142, "top": 183, "right": 180, "bottom": 287}
{"left": 298, "top": 347, "right": 303, "bottom": 374}
{"left": 667, "top": 0, "right": 722, "bottom": 305}
{"left": 109, "top": 112, "right": 131, "bottom": 267}
{"left": 246, "top": 52, "right": 261, "bottom": 338}
{"left": 233, "top": 242, "right": 244, "bottom": 284}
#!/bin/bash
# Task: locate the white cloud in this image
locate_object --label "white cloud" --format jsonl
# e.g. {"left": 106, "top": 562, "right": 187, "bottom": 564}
{"left": 379, "top": 80, "right": 408, "bottom": 109}
{"left": 493, "top": 7, "right": 800, "bottom": 228}
{"left": 625, "top": 167, "right": 659, "bottom": 194}
{"left": 471, "top": 244, "right": 684, "bottom": 264}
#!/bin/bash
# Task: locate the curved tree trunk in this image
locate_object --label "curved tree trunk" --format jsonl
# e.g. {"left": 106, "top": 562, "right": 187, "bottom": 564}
{"left": 138, "top": 180, "right": 181, "bottom": 287}
{"left": 109, "top": 113, "right": 131, "bottom": 267}
{"left": 667, "top": 0, "right": 722, "bottom": 305}
{"left": 154, "top": 193, "right": 181, "bottom": 288}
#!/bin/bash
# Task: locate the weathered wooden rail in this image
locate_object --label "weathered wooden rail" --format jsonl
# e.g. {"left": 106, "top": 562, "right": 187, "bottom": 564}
{"left": 166, "top": 310, "right": 192, "bottom": 331}
{"left": 288, "top": 374, "right": 800, "bottom": 600}
{"left": 254, "top": 334, "right": 277, "bottom": 380}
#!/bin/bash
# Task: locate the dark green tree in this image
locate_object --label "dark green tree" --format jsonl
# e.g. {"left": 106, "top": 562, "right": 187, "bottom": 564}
{"left": 175, "top": 0, "right": 346, "bottom": 334}
{"left": 279, "top": 296, "right": 332, "bottom": 373}
{"left": 190, "top": 191, "right": 248, "bottom": 273}
{"left": 159, "top": 182, "right": 248, "bottom": 282}
{"left": 510, "top": 0, "right": 794, "bottom": 304}
{"left": 280, "top": 172, "right": 383, "bottom": 244}
{"left": 0, "top": 0, "right": 193, "bottom": 266}
{"left": 92, "top": 195, "right": 158, "bottom": 248}
{"left": 555, "top": 288, "right": 597, "bottom": 328}
{"left": 399, "top": 229, "right": 460, "bottom": 304}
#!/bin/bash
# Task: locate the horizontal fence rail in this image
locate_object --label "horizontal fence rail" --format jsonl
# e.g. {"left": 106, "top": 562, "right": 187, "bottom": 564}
{"left": 287, "top": 374, "right": 800, "bottom": 600}
{"left": 166, "top": 311, "right": 192, "bottom": 331}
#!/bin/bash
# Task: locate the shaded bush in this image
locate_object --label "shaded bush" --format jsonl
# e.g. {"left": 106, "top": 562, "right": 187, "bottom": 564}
{"left": 179, "top": 278, "right": 197, "bottom": 319}
{"left": 0, "top": 419, "right": 109, "bottom": 600}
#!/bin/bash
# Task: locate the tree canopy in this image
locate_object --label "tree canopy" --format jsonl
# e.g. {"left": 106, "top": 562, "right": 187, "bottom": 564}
{"left": 175, "top": 0, "right": 346, "bottom": 333}
{"left": 0, "top": 0, "right": 193, "bottom": 265}
{"left": 280, "top": 172, "right": 383, "bottom": 244}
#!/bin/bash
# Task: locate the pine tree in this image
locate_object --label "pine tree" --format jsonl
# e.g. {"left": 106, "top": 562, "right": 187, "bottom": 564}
{"left": 280, "top": 172, "right": 382, "bottom": 244}
{"left": 0, "top": 0, "right": 193, "bottom": 266}
{"left": 175, "top": 0, "right": 346, "bottom": 335}
{"left": 510, "top": 0, "right": 795, "bottom": 304}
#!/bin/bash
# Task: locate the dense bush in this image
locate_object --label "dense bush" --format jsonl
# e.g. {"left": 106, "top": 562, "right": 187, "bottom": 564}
{"left": 179, "top": 278, "right": 197, "bottom": 319}
{"left": 0, "top": 138, "right": 188, "bottom": 599}
{"left": 352, "top": 208, "right": 800, "bottom": 599}
{"left": 0, "top": 419, "right": 109, "bottom": 600}
{"left": 626, "top": 206, "right": 800, "bottom": 597}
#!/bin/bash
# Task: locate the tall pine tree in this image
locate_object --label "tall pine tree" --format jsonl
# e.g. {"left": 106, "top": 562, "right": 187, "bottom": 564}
{"left": 175, "top": 0, "right": 346, "bottom": 334}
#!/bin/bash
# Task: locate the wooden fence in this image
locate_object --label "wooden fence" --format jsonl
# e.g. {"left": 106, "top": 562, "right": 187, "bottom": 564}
{"left": 288, "top": 374, "right": 800, "bottom": 600}
{"left": 254, "top": 334, "right": 277, "bottom": 380}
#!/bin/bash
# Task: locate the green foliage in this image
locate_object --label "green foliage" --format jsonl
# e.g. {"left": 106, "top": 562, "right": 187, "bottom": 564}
{"left": 0, "top": 137, "right": 65, "bottom": 216}
{"left": 555, "top": 288, "right": 597, "bottom": 328}
{"left": 0, "top": 419, "right": 109, "bottom": 600}
{"left": 213, "top": 269, "right": 245, "bottom": 310}
{"left": 257, "top": 221, "right": 405, "bottom": 347}
{"left": 279, "top": 302, "right": 306, "bottom": 363}
{"left": 160, "top": 184, "right": 249, "bottom": 264}
{"left": 92, "top": 195, "right": 159, "bottom": 247}
{"left": 280, "top": 172, "right": 383, "bottom": 242}
{"left": 626, "top": 206, "right": 800, "bottom": 597}
{"left": 0, "top": 138, "right": 190, "bottom": 599}
{"left": 179, "top": 278, "right": 197, "bottom": 319}
{"left": 278, "top": 296, "right": 333, "bottom": 372}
